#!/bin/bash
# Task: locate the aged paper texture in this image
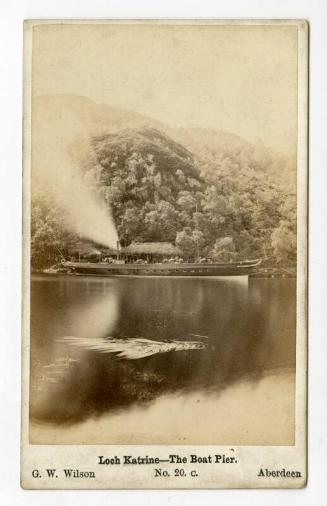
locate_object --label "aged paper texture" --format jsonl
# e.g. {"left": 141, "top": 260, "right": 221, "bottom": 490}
{"left": 21, "top": 19, "right": 308, "bottom": 489}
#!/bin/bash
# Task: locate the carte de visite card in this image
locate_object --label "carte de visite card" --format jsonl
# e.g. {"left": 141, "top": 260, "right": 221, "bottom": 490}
{"left": 21, "top": 19, "right": 308, "bottom": 489}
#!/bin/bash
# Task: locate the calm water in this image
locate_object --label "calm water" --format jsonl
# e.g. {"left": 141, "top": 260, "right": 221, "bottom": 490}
{"left": 29, "top": 274, "right": 296, "bottom": 445}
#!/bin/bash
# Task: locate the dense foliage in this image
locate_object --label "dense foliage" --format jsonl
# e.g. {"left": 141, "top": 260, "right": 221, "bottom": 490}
{"left": 31, "top": 126, "right": 296, "bottom": 269}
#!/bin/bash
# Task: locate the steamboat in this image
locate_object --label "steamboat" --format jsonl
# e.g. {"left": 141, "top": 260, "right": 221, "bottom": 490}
{"left": 46, "top": 241, "right": 262, "bottom": 278}
{"left": 62, "top": 259, "right": 262, "bottom": 278}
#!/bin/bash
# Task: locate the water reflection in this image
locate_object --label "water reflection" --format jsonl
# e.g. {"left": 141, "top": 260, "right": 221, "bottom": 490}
{"left": 30, "top": 275, "right": 295, "bottom": 444}
{"left": 60, "top": 336, "right": 206, "bottom": 359}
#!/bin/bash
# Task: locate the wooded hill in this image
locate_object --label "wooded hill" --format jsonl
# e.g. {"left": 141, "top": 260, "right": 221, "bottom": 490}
{"left": 31, "top": 95, "right": 296, "bottom": 269}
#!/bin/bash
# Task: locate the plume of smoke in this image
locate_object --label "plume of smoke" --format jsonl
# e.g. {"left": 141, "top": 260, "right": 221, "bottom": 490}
{"left": 32, "top": 108, "right": 118, "bottom": 249}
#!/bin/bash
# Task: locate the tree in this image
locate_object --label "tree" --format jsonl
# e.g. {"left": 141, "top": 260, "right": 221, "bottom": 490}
{"left": 271, "top": 220, "right": 296, "bottom": 263}
{"left": 175, "top": 169, "right": 186, "bottom": 184}
{"left": 211, "top": 236, "right": 236, "bottom": 262}
{"left": 31, "top": 201, "right": 79, "bottom": 268}
{"left": 119, "top": 207, "right": 142, "bottom": 243}
{"left": 202, "top": 186, "right": 229, "bottom": 216}
{"left": 192, "top": 229, "right": 205, "bottom": 259}
{"left": 177, "top": 190, "right": 196, "bottom": 212}
{"left": 176, "top": 230, "right": 196, "bottom": 259}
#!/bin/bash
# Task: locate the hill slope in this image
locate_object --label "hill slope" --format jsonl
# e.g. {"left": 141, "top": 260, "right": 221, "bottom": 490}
{"left": 33, "top": 94, "right": 295, "bottom": 191}
{"left": 31, "top": 94, "right": 296, "bottom": 268}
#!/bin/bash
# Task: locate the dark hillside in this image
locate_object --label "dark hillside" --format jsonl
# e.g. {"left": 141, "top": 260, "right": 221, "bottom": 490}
{"left": 92, "top": 127, "right": 202, "bottom": 186}
{"left": 31, "top": 95, "right": 296, "bottom": 270}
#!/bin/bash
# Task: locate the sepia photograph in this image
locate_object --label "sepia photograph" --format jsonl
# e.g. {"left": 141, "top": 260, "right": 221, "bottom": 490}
{"left": 21, "top": 20, "right": 308, "bottom": 488}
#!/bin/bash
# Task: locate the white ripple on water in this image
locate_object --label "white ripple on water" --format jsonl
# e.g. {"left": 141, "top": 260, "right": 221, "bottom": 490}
{"left": 58, "top": 336, "right": 206, "bottom": 360}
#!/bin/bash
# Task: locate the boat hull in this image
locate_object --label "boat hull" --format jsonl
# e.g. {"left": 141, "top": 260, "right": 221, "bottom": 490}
{"left": 62, "top": 260, "right": 261, "bottom": 277}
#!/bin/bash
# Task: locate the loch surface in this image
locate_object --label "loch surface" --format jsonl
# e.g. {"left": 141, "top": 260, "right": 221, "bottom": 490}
{"left": 29, "top": 274, "right": 296, "bottom": 445}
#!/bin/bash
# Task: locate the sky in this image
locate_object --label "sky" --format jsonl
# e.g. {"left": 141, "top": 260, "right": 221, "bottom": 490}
{"left": 31, "top": 22, "right": 298, "bottom": 152}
